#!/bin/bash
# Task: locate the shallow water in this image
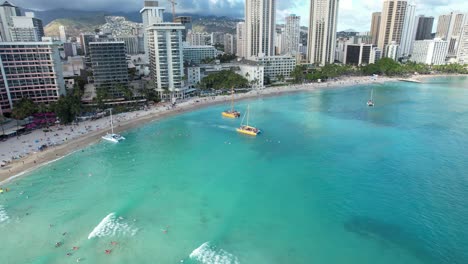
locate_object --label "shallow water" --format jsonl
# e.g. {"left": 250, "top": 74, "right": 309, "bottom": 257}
{"left": 1, "top": 76, "right": 468, "bottom": 264}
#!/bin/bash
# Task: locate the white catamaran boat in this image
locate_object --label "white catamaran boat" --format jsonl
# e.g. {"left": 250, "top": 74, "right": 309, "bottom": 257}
{"left": 367, "top": 88, "right": 375, "bottom": 107}
{"left": 102, "top": 109, "right": 125, "bottom": 143}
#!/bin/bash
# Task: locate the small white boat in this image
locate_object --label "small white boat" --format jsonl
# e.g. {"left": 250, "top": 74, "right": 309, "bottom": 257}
{"left": 367, "top": 89, "right": 375, "bottom": 107}
{"left": 102, "top": 109, "right": 125, "bottom": 143}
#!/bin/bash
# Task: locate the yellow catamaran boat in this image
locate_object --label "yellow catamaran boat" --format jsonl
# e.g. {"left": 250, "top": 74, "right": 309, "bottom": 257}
{"left": 236, "top": 105, "right": 261, "bottom": 136}
{"left": 222, "top": 87, "right": 241, "bottom": 118}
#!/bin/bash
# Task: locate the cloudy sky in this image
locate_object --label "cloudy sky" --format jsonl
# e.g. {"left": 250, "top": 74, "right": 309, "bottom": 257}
{"left": 13, "top": 0, "right": 467, "bottom": 31}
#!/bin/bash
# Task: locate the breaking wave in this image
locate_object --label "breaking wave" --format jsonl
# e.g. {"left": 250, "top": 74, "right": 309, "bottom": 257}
{"left": 0, "top": 205, "right": 9, "bottom": 223}
{"left": 190, "top": 242, "right": 239, "bottom": 264}
{"left": 88, "top": 212, "right": 138, "bottom": 239}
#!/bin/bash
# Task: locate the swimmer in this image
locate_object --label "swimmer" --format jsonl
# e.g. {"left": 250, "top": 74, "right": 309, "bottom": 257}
{"left": 55, "top": 242, "right": 62, "bottom": 248}
{"left": 76, "top": 258, "right": 82, "bottom": 262}
{"left": 62, "top": 232, "right": 67, "bottom": 236}
{"left": 110, "top": 241, "right": 118, "bottom": 245}
{"left": 72, "top": 246, "right": 79, "bottom": 250}
{"left": 66, "top": 253, "right": 72, "bottom": 256}
{"left": 105, "top": 249, "right": 112, "bottom": 254}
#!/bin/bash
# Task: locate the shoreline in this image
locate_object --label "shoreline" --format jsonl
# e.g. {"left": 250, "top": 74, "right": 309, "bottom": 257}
{"left": 0, "top": 74, "right": 463, "bottom": 185}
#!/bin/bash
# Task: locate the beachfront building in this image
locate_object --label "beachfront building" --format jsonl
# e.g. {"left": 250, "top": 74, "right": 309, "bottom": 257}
{"left": 343, "top": 43, "right": 378, "bottom": 65}
{"left": 236, "top": 22, "right": 246, "bottom": 58}
{"left": 378, "top": 0, "right": 408, "bottom": 56}
{"left": 370, "top": 12, "right": 381, "bottom": 46}
{"left": 457, "top": 23, "right": 468, "bottom": 64}
{"left": 0, "top": 41, "right": 65, "bottom": 113}
{"left": 245, "top": 0, "right": 276, "bottom": 59}
{"left": 284, "top": 14, "right": 301, "bottom": 55}
{"left": 80, "top": 33, "right": 96, "bottom": 56}
{"left": 255, "top": 55, "right": 296, "bottom": 82}
{"left": 146, "top": 23, "right": 186, "bottom": 99}
{"left": 174, "top": 16, "right": 192, "bottom": 42}
{"left": 186, "top": 66, "right": 201, "bottom": 87}
{"left": 140, "top": 0, "right": 165, "bottom": 62}
{"left": 115, "top": 36, "right": 140, "bottom": 55}
{"left": 411, "top": 38, "right": 449, "bottom": 65}
{"left": 187, "top": 31, "right": 212, "bottom": 46}
{"left": 63, "top": 42, "right": 78, "bottom": 58}
{"left": 183, "top": 45, "right": 218, "bottom": 64}
{"left": 275, "top": 28, "right": 285, "bottom": 55}
{"left": 415, "top": 16, "right": 434, "bottom": 40}
{"left": 10, "top": 13, "right": 44, "bottom": 42}
{"left": 89, "top": 41, "right": 129, "bottom": 98}
{"left": 385, "top": 41, "right": 400, "bottom": 60}
{"left": 399, "top": 3, "right": 416, "bottom": 58}
{"left": 436, "top": 12, "right": 467, "bottom": 58}
{"left": 0, "top": 1, "right": 21, "bottom": 42}
{"left": 237, "top": 63, "right": 264, "bottom": 89}
{"left": 224, "top": 34, "right": 236, "bottom": 55}
{"left": 307, "top": 0, "right": 339, "bottom": 65}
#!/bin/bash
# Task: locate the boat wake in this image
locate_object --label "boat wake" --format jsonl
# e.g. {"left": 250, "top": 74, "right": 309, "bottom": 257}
{"left": 0, "top": 205, "right": 9, "bottom": 223}
{"left": 88, "top": 212, "right": 138, "bottom": 239}
{"left": 190, "top": 242, "right": 239, "bottom": 264}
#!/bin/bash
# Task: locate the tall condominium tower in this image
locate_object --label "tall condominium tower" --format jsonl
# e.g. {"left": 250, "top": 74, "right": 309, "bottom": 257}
{"left": 236, "top": 22, "right": 246, "bottom": 58}
{"left": 0, "top": 42, "right": 65, "bottom": 113}
{"left": 245, "top": 0, "right": 276, "bottom": 59}
{"left": 89, "top": 42, "right": 129, "bottom": 98}
{"left": 0, "top": 1, "right": 21, "bottom": 42}
{"left": 399, "top": 2, "right": 416, "bottom": 57}
{"left": 436, "top": 12, "right": 467, "bottom": 57}
{"left": 59, "top": 25, "right": 67, "bottom": 42}
{"left": 284, "top": 14, "right": 301, "bottom": 55}
{"left": 146, "top": 23, "right": 185, "bottom": 98}
{"left": 307, "top": 0, "right": 340, "bottom": 65}
{"left": 415, "top": 16, "right": 434, "bottom": 40}
{"left": 377, "top": 0, "right": 408, "bottom": 55}
{"left": 140, "top": 0, "right": 165, "bottom": 61}
{"left": 370, "top": 12, "right": 382, "bottom": 46}
{"left": 10, "top": 13, "right": 44, "bottom": 42}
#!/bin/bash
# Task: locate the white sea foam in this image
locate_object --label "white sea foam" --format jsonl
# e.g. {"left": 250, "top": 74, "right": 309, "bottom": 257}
{"left": 0, "top": 205, "right": 9, "bottom": 223}
{"left": 190, "top": 242, "right": 239, "bottom": 264}
{"left": 88, "top": 212, "right": 138, "bottom": 239}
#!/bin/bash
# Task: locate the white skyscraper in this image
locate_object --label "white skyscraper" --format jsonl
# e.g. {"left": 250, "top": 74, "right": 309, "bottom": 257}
{"left": 284, "top": 14, "right": 300, "bottom": 55}
{"left": 399, "top": 2, "right": 416, "bottom": 57}
{"left": 59, "top": 25, "right": 67, "bottom": 42}
{"left": 146, "top": 23, "right": 185, "bottom": 98}
{"left": 245, "top": 0, "right": 276, "bottom": 59}
{"left": 140, "top": 0, "right": 165, "bottom": 62}
{"left": 457, "top": 22, "right": 468, "bottom": 64}
{"left": 236, "top": 22, "right": 246, "bottom": 58}
{"left": 436, "top": 12, "right": 467, "bottom": 57}
{"left": 307, "top": 0, "right": 339, "bottom": 65}
{"left": 411, "top": 38, "right": 449, "bottom": 65}
{"left": 0, "top": 1, "right": 21, "bottom": 42}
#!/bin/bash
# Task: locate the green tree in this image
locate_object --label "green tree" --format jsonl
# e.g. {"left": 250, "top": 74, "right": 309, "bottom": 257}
{"left": 199, "top": 70, "right": 249, "bottom": 90}
{"left": 12, "top": 98, "right": 37, "bottom": 120}
{"left": 53, "top": 89, "right": 82, "bottom": 124}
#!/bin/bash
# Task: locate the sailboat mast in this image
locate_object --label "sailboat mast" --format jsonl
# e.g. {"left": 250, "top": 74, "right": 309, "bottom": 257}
{"left": 246, "top": 105, "right": 250, "bottom": 126}
{"left": 230, "top": 87, "right": 234, "bottom": 112}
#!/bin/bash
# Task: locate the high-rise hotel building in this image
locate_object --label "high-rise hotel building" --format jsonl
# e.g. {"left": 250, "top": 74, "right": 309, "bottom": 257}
{"left": 0, "top": 42, "right": 65, "bottom": 113}
{"left": 307, "top": 0, "right": 339, "bottom": 65}
{"left": 146, "top": 23, "right": 185, "bottom": 98}
{"left": 377, "top": 0, "right": 408, "bottom": 55}
{"left": 245, "top": 0, "right": 276, "bottom": 59}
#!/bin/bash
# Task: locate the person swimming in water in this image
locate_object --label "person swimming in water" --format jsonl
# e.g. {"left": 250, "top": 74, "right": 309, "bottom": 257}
{"left": 55, "top": 242, "right": 62, "bottom": 248}
{"left": 105, "top": 249, "right": 112, "bottom": 254}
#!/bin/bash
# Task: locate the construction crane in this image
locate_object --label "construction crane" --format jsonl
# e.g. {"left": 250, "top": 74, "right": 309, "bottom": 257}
{"left": 168, "top": 0, "right": 177, "bottom": 22}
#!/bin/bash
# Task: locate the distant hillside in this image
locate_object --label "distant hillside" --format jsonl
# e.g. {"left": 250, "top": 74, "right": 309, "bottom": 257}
{"left": 39, "top": 8, "right": 241, "bottom": 37}
{"left": 45, "top": 16, "right": 107, "bottom": 37}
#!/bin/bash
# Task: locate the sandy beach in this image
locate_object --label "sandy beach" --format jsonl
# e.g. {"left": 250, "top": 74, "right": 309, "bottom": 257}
{"left": 0, "top": 75, "right": 402, "bottom": 184}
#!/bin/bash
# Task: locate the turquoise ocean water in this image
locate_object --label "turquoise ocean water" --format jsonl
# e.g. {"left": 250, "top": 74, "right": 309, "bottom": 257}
{"left": 1, "top": 77, "right": 468, "bottom": 264}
